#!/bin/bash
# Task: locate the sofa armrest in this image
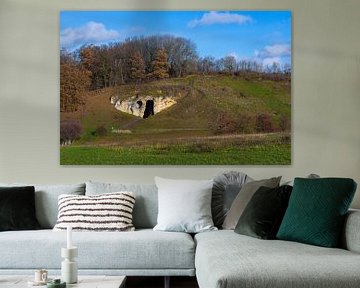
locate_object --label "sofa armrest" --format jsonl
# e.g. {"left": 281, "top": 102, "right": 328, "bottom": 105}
{"left": 342, "top": 209, "right": 360, "bottom": 253}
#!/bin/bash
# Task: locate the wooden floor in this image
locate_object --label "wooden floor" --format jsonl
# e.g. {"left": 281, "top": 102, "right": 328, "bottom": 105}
{"left": 126, "top": 276, "right": 199, "bottom": 288}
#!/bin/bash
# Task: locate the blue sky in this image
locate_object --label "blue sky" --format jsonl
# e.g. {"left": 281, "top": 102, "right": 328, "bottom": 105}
{"left": 60, "top": 11, "right": 291, "bottom": 66}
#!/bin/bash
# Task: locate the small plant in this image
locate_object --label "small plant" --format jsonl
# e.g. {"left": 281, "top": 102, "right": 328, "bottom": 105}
{"left": 60, "top": 120, "right": 82, "bottom": 145}
{"left": 188, "top": 143, "right": 213, "bottom": 153}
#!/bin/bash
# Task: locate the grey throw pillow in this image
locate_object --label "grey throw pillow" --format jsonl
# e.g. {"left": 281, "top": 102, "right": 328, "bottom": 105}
{"left": 222, "top": 176, "right": 281, "bottom": 230}
{"left": 212, "top": 171, "right": 251, "bottom": 228}
{"left": 153, "top": 177, "right": 217, "bottom": 233}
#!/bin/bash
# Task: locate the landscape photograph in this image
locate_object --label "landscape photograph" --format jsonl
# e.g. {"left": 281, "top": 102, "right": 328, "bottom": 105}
{"left": 60, "top": 11, "right": 292, "bottom": 165}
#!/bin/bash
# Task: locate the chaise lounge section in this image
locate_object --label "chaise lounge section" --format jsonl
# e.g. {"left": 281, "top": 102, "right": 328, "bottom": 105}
{"left": 195, "top": 213, "right": 360, "bottom": 288}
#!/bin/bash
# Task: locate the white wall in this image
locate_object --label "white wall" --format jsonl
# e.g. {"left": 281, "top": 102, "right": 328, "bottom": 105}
{"left": 0, "top": 0, "right": 359, "bottom": 208}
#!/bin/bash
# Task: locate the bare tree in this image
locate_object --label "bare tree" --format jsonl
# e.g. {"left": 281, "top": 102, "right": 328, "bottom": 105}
{"left": 223, "top": 56, "right": 237, "bottom": 75}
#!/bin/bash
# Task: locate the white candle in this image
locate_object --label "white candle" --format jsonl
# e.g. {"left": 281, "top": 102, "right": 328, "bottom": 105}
{"left": 67, "top": 225, "right": 72, "bottom": 249}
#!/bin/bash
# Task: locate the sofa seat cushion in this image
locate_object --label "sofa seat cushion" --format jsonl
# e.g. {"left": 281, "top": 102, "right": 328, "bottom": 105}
{"left": 0, "top": 229, "right": 195, "bottom": 270}
{"left": 195, "top": 230, "right": 360, "bottom": 288}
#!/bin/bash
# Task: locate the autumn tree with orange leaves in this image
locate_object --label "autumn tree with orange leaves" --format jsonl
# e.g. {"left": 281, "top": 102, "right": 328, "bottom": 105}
{"left": 60, "top": 59, "right": 91, "bottom": 112}
{"left": 150, "top": 48, "right": 169, "bottom": 80}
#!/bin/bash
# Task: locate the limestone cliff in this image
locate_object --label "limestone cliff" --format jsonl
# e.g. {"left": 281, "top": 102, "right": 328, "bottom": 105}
{"left": 110, "top": 95, "right": 177, "bottom": 119}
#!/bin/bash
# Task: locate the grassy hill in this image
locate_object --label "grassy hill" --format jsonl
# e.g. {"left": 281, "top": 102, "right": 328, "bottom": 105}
{"left": 60, "top": 74, "right": 291, "bottom": 165}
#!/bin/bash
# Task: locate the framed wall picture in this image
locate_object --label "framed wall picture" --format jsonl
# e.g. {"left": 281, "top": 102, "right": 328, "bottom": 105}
{"left": 60, "top": 11, "right": 291, "bottom": 165}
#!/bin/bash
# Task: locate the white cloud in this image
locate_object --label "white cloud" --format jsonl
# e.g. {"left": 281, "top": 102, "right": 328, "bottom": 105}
{"left": 256, "top": 44, "right": 291, "bottom": 58}
{"left": 60, "top": 22, "right": 120, "bottom": 48}
{"left": 227, "top": 52, "right": 239, "bottom": 60}
{"left": 254, "top": 44, "right": 291, "bottom": 67}
{"left": 262, "top": 57, "right": 282, "bottom": 67}
{"left": 188, "top": 11, "right": 252, "bottom": 28}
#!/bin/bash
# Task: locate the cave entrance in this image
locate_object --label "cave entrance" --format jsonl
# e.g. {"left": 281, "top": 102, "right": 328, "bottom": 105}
{"left": 136, "top": 100, "right": 143, "bottom": 109}
{"left": 143, "top": 100, "right": 154, "bottom": 119}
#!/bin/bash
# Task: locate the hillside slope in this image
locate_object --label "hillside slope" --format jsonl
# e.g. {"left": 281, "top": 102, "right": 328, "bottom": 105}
{"left": 61, "top": 74, "right": 290, "bottom": 145}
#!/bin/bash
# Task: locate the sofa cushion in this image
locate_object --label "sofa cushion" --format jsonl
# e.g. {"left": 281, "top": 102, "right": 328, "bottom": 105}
{"left": 222, "top": 177, "right": 281, "bottom": 229}
{"left": 0, "top": 186, "right": 40, "bottom": 231}
{"left": 53, "top": 192, "right": 136, "bottom": 232}
{"left": 0, "top": 229, "right": 195, "bottom": 271}
{"left": 277, "top": 178, "right": 357, "bottom": 247}
{"left": 86, "top": 182, "right": 157, "bottom": 229}
{"left": 212, "top": 171, "right": 251, "bottom": 228}
{"left": 153, "top": 177, "right": 216, "bottom": 233}
{"left": 234, "top": 185, "right": 292, "bottom": 239}
{"left": 0, "top": 183, "right": 85, "bottom": 229}
{"left": 283, "top": 173, "right": 320, "bottom": 186}
{"left": 195, "top": 230, "right": 360, "bottom": 288}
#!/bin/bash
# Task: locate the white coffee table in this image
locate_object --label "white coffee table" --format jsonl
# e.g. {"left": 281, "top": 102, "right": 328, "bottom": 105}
{"left": 0, "top": 275, "right": 126, "bottom": 288}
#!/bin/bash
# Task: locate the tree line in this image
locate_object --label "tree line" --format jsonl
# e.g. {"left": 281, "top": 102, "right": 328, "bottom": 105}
{"left": 60, "top": 34, "right": 291, "bottom": 112}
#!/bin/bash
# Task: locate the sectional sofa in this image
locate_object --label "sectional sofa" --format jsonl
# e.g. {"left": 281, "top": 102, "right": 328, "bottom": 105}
{"left": 0, "top": 180, "right": 359, "bottom": 288}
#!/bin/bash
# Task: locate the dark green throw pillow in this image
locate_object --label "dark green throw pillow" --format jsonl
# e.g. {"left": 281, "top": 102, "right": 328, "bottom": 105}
{"left": 0, "top": 186, "right": 41, "bottom": 231}
{"left": 277, "top": 178, "right": 357, "bottom": 247}
{"left": 235, "top": 185, "right": 293, "bottom": 239}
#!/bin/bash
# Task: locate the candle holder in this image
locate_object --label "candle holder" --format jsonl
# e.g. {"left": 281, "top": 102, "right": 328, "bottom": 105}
{"left": 61, "top": 247, "right": 78, "bottom": 284}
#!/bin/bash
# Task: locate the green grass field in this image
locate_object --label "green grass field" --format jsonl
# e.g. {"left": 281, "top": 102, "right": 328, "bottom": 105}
{"left": 60, "top": 143, "right": 291, "bottom": 165}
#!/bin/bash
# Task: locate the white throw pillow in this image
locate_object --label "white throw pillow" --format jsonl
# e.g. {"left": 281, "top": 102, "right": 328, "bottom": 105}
{"left": 53, "top": 192, "right": 135, "bottom": 232}
{"left": 153, "top": 177, "right": 217, "bottom": 233}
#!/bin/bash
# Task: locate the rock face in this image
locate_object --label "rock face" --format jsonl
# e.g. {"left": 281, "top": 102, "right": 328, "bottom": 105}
{"left": 110, "top": 95, "right": 177, "bottom": 119}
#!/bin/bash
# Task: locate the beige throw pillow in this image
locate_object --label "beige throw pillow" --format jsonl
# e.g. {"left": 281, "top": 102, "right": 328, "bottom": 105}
{"left": 222, "top": 176, "right": 281, "bottom": 230}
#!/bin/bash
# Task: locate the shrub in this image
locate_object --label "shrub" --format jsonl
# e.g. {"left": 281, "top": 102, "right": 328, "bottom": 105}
{"left": 236, "top": 114, "right": 255, "bottom": 134}
{"left": 60, "top": 120, "right": 82, "bottom": 145}
{"left": 211, "top": 113, "right": 237, "bottom": 134}
{"left": 256, "top": 113, "right": 274, "bottom": 133}
{"left": 95, "top": 125, "right": 108, "bottom": 136}
{"left": 279, "top": 115, "right": 291, "bottom": 132}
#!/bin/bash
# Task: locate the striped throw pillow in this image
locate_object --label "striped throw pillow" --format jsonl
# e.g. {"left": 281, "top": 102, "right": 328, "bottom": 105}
{"left": 53, "top": 192, "right": 136, "bottom": 231}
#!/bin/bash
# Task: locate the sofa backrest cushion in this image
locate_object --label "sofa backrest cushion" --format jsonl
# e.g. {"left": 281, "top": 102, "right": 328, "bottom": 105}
{"left": 0, "top": 183, "right": 86, "bottom": 229}
{"left": 86, "top": 181, "right": 158, "bottom": 229}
